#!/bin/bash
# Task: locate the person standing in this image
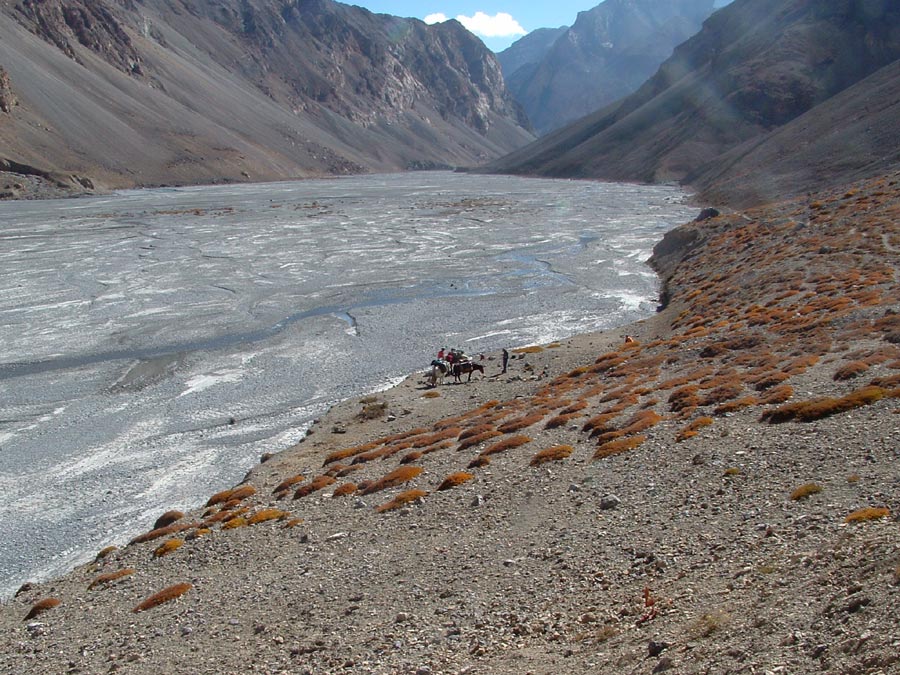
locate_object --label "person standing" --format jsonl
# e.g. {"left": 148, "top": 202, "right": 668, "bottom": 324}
{"left": 501, "top": 348, "right": 509, "bottom": 374}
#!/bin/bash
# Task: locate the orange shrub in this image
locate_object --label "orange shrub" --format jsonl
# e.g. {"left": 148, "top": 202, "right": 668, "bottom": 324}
{"left": 205, "top": 485, "right": 256, "bottom": 507}
{"left": 582, "top": 412, "right": 619, "bottom": 434}
{"left": 129, "top": 522, "right": 197, "bottom": 545}
{"left": 400, "top": 451, "right": 424, "bottom": 464}
{"left": 222, "top": 516, "right": 247, "bottom": 530}
{"left": 834, "top": 360, "right": 869, "bottom": 381}
{"left": 153, "top": 538, "right": 184, "bottom": 557}
{"left": 273, "top": 474, "right": 305, "bottom": 494}
{"left": 458, "top": 424, "right": 496, "bottom": 440}
{"left": 845, "top": 507, "right": 890, "bottom": 523}
{"left": 594, "top": 435, "right": 647, "bottom": 460}
{"left": 438, "top": 471, "right": 475, "bottom": 490}
{"left": 479, "top": 434, "right": 531, "bottom": 457}
{"left": 360, "top": 466, "right": 424, "bottom": 495}
{"left": 88, "top": 568, "right": 135, "bottom": 590}
{"left": 790, "top": 483, "right": 822, "bottom": 501}
{"left": 676, "top": 417, "right": 713, "bottom": 442}
{"left": 332, "top": 483, "right": 358, "bottom": 498}
{"left": 544, "top": 412, "right": 582, "bottom": 429}
{"left": 294, "top": 475, "right": 337, "bottom": 499}
{"left": 669, "top": 385, "right": 700, "bottom": 412}
{"left": 760, "top": 384, "right": 793, "bottom": 405}
{"left": 133, "top": 583, "right": 192, "bottom": 613}
{"left": 713, "top": 396, "right": 759, "bottom": 415}
{"left": 248, "top": 508, "right": 288, "bottom": 525}
{"left": 153, "top": 510, "right": 184, "bottom": 529}
{"left": 530, "top": 445, "right": 574, "bottom": 467}
{"left": 498, "top": 412, "right": 545, "bottom": 433}
{"left": 95, "top": 545, "right": 118, "bottom": 560}
{"left": 457, "top": 430, "right": 503, "bottom": 451}
{"left": 761, "top": 386, "right": 887, "bottom": 423}
{"left": 468, "top": 456, "right": 491, "bottom": 469}
{"left": 375, "top": 489, "right": 428, "bottom": 513}
{"left": 24, "top": 598, "right": 61, "bottom": 621}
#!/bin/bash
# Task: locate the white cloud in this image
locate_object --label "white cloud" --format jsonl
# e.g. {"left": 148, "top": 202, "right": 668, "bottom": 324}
{"left": 423, "top": 11, "right": 526, "bottom": 38}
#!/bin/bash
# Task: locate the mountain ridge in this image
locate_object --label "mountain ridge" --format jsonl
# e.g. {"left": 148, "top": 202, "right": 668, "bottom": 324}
{"left": 484, "top": 0, "right": 900, "bottom": 206}
{"left": 0, "top": 0, "right": 533, "bottom": 196}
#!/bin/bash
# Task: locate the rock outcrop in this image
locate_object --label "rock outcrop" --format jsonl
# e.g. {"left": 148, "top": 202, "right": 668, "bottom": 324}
{"left": 0, "top": 66, "right": 15, "bottom": 113}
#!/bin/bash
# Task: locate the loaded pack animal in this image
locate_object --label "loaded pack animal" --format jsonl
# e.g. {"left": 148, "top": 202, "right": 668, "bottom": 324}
{"left": 429, "top": 359, "right": 450, "bottom": 387}
{"left": 452, "top": 361, "right": 484, "bottom": 383}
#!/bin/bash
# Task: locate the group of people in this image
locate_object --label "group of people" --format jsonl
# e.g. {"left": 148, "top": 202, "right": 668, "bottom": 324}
{"left": 432, "top": 346, "right": 510, "bottom": 374}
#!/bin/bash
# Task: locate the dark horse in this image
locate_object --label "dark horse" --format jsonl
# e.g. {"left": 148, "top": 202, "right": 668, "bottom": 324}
{"left": 452, "top": 361, "right": 484, "bottom": 383}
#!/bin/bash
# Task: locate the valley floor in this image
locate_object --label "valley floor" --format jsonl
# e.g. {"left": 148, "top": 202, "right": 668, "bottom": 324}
{"left": 1, "top": 172, "right": 898, "bottom": 675}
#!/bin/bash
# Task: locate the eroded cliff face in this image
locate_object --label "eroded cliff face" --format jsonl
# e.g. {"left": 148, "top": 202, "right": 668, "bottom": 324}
{"left": 0, "top": 0, "right": 533, "bottom": 192}
{"left": 14, "top": 0, "right": 143, "bottom": 76}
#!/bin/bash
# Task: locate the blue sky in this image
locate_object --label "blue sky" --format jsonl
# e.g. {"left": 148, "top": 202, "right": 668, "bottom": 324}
{"left": 349, "top": 1, "right": 588, "bottom": 51}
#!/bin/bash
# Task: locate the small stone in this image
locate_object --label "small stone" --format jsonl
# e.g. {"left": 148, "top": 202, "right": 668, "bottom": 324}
{"left": 653, "top": 656, "right": 674, "bottom": 673}
{"left": 180, "top": 626, "right": 193, "bottom": 636}
{"left": 471, "top": 495, "right": 485, "bottom": 507}
{"left": 648, "top": 640, "right": 669, "bottom": 657}
{"left": 326, "top": 532, "right": 349, "bottom": 541}
{"left": 395, "top": 612, "right": 410, "bottom": 623}
{"left": 600, "top": 495, "right": 621, "bottom": 510}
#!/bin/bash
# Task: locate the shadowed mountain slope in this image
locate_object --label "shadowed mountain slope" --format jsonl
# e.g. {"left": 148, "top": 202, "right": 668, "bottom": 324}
{"left": 0, "top": 0, "right": 533, "bottom": 193}
{"left": 498, "top": 0, "right": 715, "bottom": 135}
{"left": 484, "top": 0, "right": 900, "bottom": 206}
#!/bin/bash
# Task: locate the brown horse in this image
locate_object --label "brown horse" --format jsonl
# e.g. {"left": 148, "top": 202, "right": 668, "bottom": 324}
{"left": 452, "top": 361, "right": 484, "bottom": 383}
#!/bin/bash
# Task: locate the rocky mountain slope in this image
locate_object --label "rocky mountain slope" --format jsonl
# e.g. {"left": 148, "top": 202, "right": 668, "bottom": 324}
{"left": 2, "top": 168, "right": 898, "bottom": 675}
{"left": 0, "top": 0, "right": 533, "bottom": 196}
{"left": 484, "top": 0, "right": 900, "bottom": 206}
{"left": 497, "top": 0, "right": 716, "bottom": 135}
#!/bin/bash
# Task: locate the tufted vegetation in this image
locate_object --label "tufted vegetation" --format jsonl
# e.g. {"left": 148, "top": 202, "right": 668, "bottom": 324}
{"left": 133, "top": 583, "right": 192, "bottom": 613}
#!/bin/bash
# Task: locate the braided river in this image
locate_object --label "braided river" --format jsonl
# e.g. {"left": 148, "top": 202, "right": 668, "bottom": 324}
{"left": 0, "top": 172, "right": 697, "bottom": 597}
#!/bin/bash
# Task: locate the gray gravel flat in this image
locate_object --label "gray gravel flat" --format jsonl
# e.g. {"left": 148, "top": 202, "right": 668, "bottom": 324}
{"left": 0, "top": 172, "right": 696, "bottom": 596}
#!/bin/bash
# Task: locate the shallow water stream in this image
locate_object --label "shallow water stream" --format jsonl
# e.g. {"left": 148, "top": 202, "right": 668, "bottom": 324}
{"left": 0, "top": 172, "right": 697, "bottom": 597}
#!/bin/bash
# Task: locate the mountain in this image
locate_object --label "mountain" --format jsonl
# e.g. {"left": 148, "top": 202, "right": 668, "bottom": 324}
{"left": 0, "top": 0, "right": 533, "bottom": 194}
{"left": 484, "top": 0, "right": 900, "bottom": 206}
{"left": 498, "top": 0, "right": 716, "bottom": 135}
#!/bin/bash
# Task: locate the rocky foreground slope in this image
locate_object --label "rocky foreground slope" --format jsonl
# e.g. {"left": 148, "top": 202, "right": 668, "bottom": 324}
{"left": 2, "top": 170, "right": 898, "bottom": 674}
{"left": 0, "top": 0, "right": 532, "bottom": 197}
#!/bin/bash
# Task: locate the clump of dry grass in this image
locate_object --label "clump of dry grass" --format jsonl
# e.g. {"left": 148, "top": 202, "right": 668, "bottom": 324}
{"left": 594, "top": 435, "right": 647, "bottom": 460}
{"left": 400, "top": 451, "right": 424, "bottom": 464}
{"left": 845, "top": 506, "right": 890, "bottom": 523}
{"left": 153, "top": 510, "right": 184, "bottom": 529}
{"left": 457, "top": 430, "right": 503, "bottom": 451}
{"left": 221, "top": 516, "right": 247, "bottom": 530}
{"left": 88, "top": 568, "right": 135, "bottom": 590}
{"left": 544, "top": 412, "right": 582, "bottom": 429}
{"left": 468, "top": 456, "right": 491, "bottom": 469}
{"left": 689, "top": 611, "right": 731, "bottom": 638}
{"left": 530, "top": 445, "right": 574, "bottom": 466}
{"left": 498, "top": 412, "right": 544, "bottom": 433}
{"left": 422, "top": 390, "right": 441, "bottom": 398}
{"left": 294, "top": 475, "right": 337, "bottom": 499}
{"left": 713, "top": 396, "right": 759, "bottom": 415}
{"left": 24, "top": 598, "right": 61, "bottom": 621}
{"left": 790, "top": 483, "right": 823, "bottom": 500}
{"left": 129, "top": 521, "right": 197, "bottom": 545}
{"left": 676, "top": 417, "right": 713, "bottom": 442}
{"left": 513, "top": 345, "right": 544, "bottom": 354}
{"left": 479, "top": 434, "right": 531, "bottom": 457}
{"left": 153, "top": 538, "right": 184, "bottom": 557}
{"left": 332, "top": 483, "right": 358, "bottom": 498}
{"left": 133, "top": 583, "right": 192, "bottom": 613}
{"left": 438, "top": 471, "right": 475, "bottom": 490}
{"left": 723, "top": 467, "right": 741, "bottom": 477}
{"left": 95, "top": 545, "right": 118, "bottom": 560}
{"left": 205, "top": 485, "right": 256, "bottom": 507}
{"left": 761, "top": 385, "right": 887, "bottom": 423}
{"left": 248, "top": 508, "right": 289, "bottom": 525}
{"left": 273, "top": 474, "right": 305, "bottom": 494}
{"left": 375, "top": 489, "right": 428, "bottom": 513}
{"left": 360, "top": 466, "right": 424, "bottom": 495}
{"left": 834, "top": 360, "right": 870, "bottom": 380}
{"left": 186, "top": 527, "right": 211, "bottom": 540}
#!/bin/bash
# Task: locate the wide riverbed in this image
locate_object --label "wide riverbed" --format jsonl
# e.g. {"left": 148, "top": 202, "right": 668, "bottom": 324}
{"left": 0, "top": 172, "right": 697, "bottom": 597}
